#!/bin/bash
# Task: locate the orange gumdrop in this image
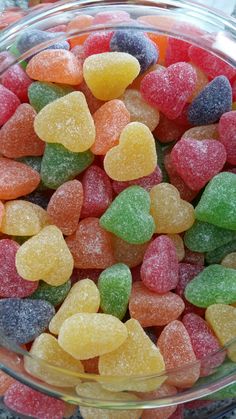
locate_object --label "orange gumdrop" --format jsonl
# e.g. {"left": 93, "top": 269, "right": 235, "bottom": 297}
{"left": 26, "top": 50, "right": 83, "bottom": 85}
{"left": 188, "top": 64, "right": 208, "bottom": 102}
{"left": 138, "top": 383, "right": 177, "bottom": 419}
{"left": 47, "top": 180, "right": 83, "bottom": 236}
{"left": 157, "top": 320, "right": 200, "bottom": 388}
{"left": 0, "top": 104, "right": 45, "bottom": 158}
{"left": 67, "top": 15, "right": 93, "bottom": 48}
{"left": 0, "top": 158, "right": 40, "bottom": 199}
{"left": 66, "top": 217, "right": 115, "bottom": 269}
{"left": 82, "top": 356, "right": 99, "bottom": 374}
{"left": 0, "top": 371, "right": 16, "bottom": 396}
{"left": 91, "top": 100, "right": 130, "bottom": 155}
{"left": 148, "top": 34, "right": 168, "bottom": 66}
{"left": 112, "top": 235, "right": 149, "bottom": 268}
{"left": 77, "top": 81, "right": 105, "bottom": 114}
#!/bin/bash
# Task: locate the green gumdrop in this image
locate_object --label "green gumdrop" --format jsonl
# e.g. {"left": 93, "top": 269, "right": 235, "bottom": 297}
{"left": 185, "top": 265, "right": 236, "bottom": 308}
{"left": 28, "top": 82, "right": 74, "bottom": 113}
{"left": 9, "top": 44, "right": 27, "bottom": 69}
{"left": 100, "top": 186, "right": 155, "bottom": 244}
{"left": 195, "top": 172, "right": 236, "bottom": 230}
{"left": 184, "top": 220, "right": 236, "bottom": 253}
{"left": 31, "top": 280, "right": 71, "bottom": 307}
{"left": 197, "top": 359, "right": 236, "bottom": 400}
{"left": 98, "top": 263, "right": 132, "bottom": 320}
{"left": 206, "top": 239, "right": 236, "bottom": 265}
{"left": 41, "top": 143, "right": 94, "bottom": 189}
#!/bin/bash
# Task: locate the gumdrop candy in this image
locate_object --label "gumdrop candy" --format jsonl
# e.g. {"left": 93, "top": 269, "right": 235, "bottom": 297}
{"left": 188, "top": 64, "right": 209, "bottom": 102}
{"left": 83, "top": 31, "right": 113, "bottom": 57}
{"left": 16, "top": 225, "right": 74, "bottom": 286}
{"left": 169, "top": 405, "right": 184, "bottom": 419}
{"left": 140, "top": 63, "right": 197, "bottom": 119}
{"left": 170, "top": 138, "right": 226, "bottom": 190}
{"left": 77, "top": 80, "right": 105, "bottom": 114}
{"left": 112, "top": 166, "right": 162, "bottom": 195}
{"left": 58, "top": 313, "right": 128, "bottom": 359}
{"left": 98, "top": 263, "right": 132, "bottom": 319}
{"left": 219, "top": 111, "right": 236, "bottom": 165}
{"left": 4, "top": 382, "right": 65, "bottom": 419}
{"left": 195, "top": 172, "right": 236, "bottom": 230}
{"left": 67, "top": 15, "right": 94, "bottom": 48}
{"left": 120, "top": 88, "right": 160, "bottom": 131}
{"left": 16, "top": 28, "right": 69, "bottom": 56}
{"left": 141, "top": 235, "right": 179, "bottom": 293}
{"left": 205, "top": 239, "right": 236, "bottom": 265}
{"left": 83, "top": 52, "right": 140, "bottom": 100}
{"left": 183, "top": 249, "right": 205, "bottom": 266}
{"left": 99, "top": 319, "right": 165, "bottom": 392}
{"left": 34, "top": 92, "right": 95, "bottom": 153}
{"left": 221, "top": 252, "right": 236, "bottom": 269}
{"left": 25, "top": 333, "right": 84, "bottom": 387}
{"left": 112, "top": 235, "right": 149, "bottom": 268}
{"left": 167, "top": 234, "right": 185, "bottom": 261}
{"left": 165, "top": 38, "right": 190, "bottom": 66}
{"left": 100, "top": 186, "right": 155, "bottom": 244}
{"left": 81, "top": 356, "right": 99, "bottom": 374}
{"left": 129, "top": 281, "right": 185, "bottom": 327}
{"left": 154, "top": 113, "right": 186, "bottom": 143}
{"left": 139, "top": 383, "right": 177, "bottom": 419}
{"left": 0, "top": 298, "right": 55, "bottom": 344}
{"left": 41, "top": 143, "right": 94, "bottom": 189}
{"left": 17, "top": 155, "right": 42, "bottom": 175}
{"left": 104, "top": 122, "right": 157, "bottom": 181}
{"left": 47, "top": 180, "right": 83, "bottom": 235}
{"left": 150, "top": 183, "right": 195, "bottom": 233}
{"left": 49, "top": 279, "right": 100, "bottom": 334}
{"left": 181, "top": 124, "right": 219, "bottom": 141}
{"left": 176, "top": 263, "right": 204, "bottom": 316}
{"left": 31, "top": 280, "right": 71, "bottom": 307}
{"left": 110, "top": 30, "right": 158, "bottom": 73}
{"left": 0, "top": 239, "right": 38, "bottom": 298}
{"left": 28, "top": 81, "right": 74, "bottom": 112}
{"left": 66, "top": 217, "right": 115, "bottom": 269}
{"left": 0, "top": 371, "right": 16, "bottom": 397}
{"left": 157, "top": 320, "right": 200, "bottom": 388}
{"left": 91, "top": 99, "right": 130, "bottom": 155}
{"left": 0, "top": 158, "right": 40, "bottom": 199}
{"left": 0, "top": 84, "right": 20, "bottom": 126}
{"left": 93, "top": 10, "right": 131, "bottom": 24}
{"left": 1, "top": 64, "right": 32, "bottom": 102}
{"left": 187, "top": 76, "right": 232, "bottom": 125}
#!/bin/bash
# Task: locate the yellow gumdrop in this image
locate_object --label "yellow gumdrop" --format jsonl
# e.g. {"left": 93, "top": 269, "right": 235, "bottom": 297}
{"left": 205, "top": 304, "right": 236, "bottom": 362}
{"left": 150, "top": 183, "right": 195, "bottom": 234}
{"left": 120, "top": 89, "right": 159, "bottom": 132}
{"left": 58, "top": 313, "right": 128, "bottom": 360}
{"left": 76, "top": 383, "right": 141, "bottom": 419}
{"left": 104, "top": 122, "right": 157, "bottom": 181}
{"left": 1, "top": 200, "right": 50, "bottom": 236}
{"left": 83, "top": 52, "right": 140, "bottom": 101}
{"left": 34, "top": 92, "right": 95, "bottom": 153}
{"left": 49, "top": 279, "right": 100, "bottom": 335}
{"left": 24, "top": 333, "right": 84, "bottom": 387}
{"left": 99, "top": 319, "right": 166, "bottom": 392}
{"left": 16, "top": 225, "right": 73, "bottom": 286}
{"left": 167, "top": 234, "right": 185, "bottom": 261}
{"left": 221, "top": 253, "right": 236, "bottom": 269}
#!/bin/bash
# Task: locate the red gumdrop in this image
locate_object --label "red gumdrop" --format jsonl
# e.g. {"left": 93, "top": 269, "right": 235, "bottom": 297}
{"left": 76, "top": 268, "right": 102, "bottom": 282}
{"left": 76, "top": 80, "right": 104, "bottom": 114}
{"left": 154, "top": 113, "right": 186, "bottom": 143}
{"left": 83, "top": 31, "right": 113, "bottom": 57}
{"left": 169, "top": 404, "right": 184, "bottom": 419}
{"left": 80, "top": 165, "right": 113, "bottom": 218}
{"left": 170, "top": 138, "right": 227, "bottom": 191}
{"left": 4, "top": 382, "right": 65, "bottom": 419}
{"left": 176, "top": 263, "right": 205, "bottom": 317}
{"left": 182, "top": 313, "right": 226, "bottom": 376}
{"left": 141, "top": 235, "right": 179, "bottom": 294}
{"left": 93, "top": 11, "right": 131, "bottom": 24}
{"left": 165, "top": 38, "right": 191, "bottom": 66}
{"left": 219, "top": 111, "right": 236, "bottom": 165}
{"left": 1, "top": 64, "right": 32, "bottom": 103}
{"left": 131, "top": 265, "right": 141, "bottom": 282}
{"left": 0, "top": 84, "right": 20, "bottom": 126}
{"left": 0, "top": 239, "right": 38, "bottom": 298}
{"left": 232, "top": 79, "right": 236, "bottom": 101}
{"left": 112, "top": 166, "right": 162, "bottom": 195}
{"left": 184, "top": 399, "right": 212, "bottom": 409}
{"left": 140, "top": 63, "right": 197, "bottom": 120}
{"left": 173, "top": 103, "right": 192, "bottom": 128}
{"left": 183, "top": 248, "right": 205, "bottom": 266}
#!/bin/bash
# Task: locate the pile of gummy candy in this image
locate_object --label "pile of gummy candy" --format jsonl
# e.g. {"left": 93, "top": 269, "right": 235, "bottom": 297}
{"left": 0, "top": 9, "right": 236, "bottom": 419}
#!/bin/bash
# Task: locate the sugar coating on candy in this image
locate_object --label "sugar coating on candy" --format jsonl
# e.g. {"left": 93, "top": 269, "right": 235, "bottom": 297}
{"left": 16, "top": 225, "right": 74, "bottom": 286}
{"left": 31, "top": 280, "right": 71, "bottom": 306}
{"left": 195, "top": 172, "right": 236, "bottom": 230}
{"left": 183, "top": 249, "right": 205, "bottom": 266}
{"left": 165, "top": 38, "right": 190, "bottom": 66}
{"left": 154, "top": 113, "right": 186, "bottom": 143}
{"left": 219, "top": 111, "right": 236, "bottom": 165}
{"left": 141, "top": 235, "right": 179, "bottom": 294}
{"left": 100, "top": 186, "right": 155, "bottom": 245}
{"left": 140, "top": 63, "right": 197, "bottom": 120}
{"left": 112, "top": 235, "right": 149, "bottom": 268}
{"left": 99, "top": 319, "right": 165, "bottom": 392}
{"left": 1, "top": 64, "right": 32, "bottom": 102}
{"left": 58, "top": 312, "right": 128, "bottom": 360}
{"left": 129, "top": 281, "right": 185, "bottom": 327}
{"left": 0, "top": 298, "right": 55, "bottom": 344}
{"left": 167, "top": 234, "right": 185, "bottom": 261}
{"left": 120, "top": 88, "right": 160, "bottom": 131}
{"left": 34, "top": 92, "right": 95, "bottom": 153}
{"left": 112, "top": 166, "right": 162, "bottom": 195}
{"left": 91, "top": 99, "right": 130, "bottom": 155}
{"left": 49, "top": 279, "right": 100, "bottom": 334}
{"left": 176, "top": 263, "right": 205, "bottom": 317}
{"left": 206, "top": 239, "right": 236, "bottom": 265}
{"left": 83, "top": 31, "right": 113, "bottom": 57}
{"left": 83, "top": 52, "right": 140, "bottom": 100}
{"left": 16, "top": 29, "right": 69, "bottom": 56}
{"left": 187, "top": 76, "right": 232, "bottom": 125}
{"left": 66, "top": 218, "right": 115, "bottom": 269}
{"left": 221, "top": 252, "right": 236, "bottom": 269}
{"left": 25, "top": 333, "right": 84, "bottom": 387}
{"left": 104, "top": 122, "right": 157, "bottom": 181}
{"left": 0, "top": 84, "right": 21, "bottom": 126}
{"left": 150, "top": 183, "right": 195, "bottom": 233}
{"left": 181, "top": 124, "right": 219, "bottom": 141}
{"left": 0, "top": 371, "right": 16, "bottom": 396}
{"left": 29, "top": 81, "right": 74, "bottom": 113}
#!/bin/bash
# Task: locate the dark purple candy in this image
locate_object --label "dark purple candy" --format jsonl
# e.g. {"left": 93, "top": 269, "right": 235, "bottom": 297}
{"left": 110, "top": 30, "right": 158, "bottom": 73}
{"left": 187, "top": 76, "right": 232, "bottom": 126}
{"left": 16, "top": 29, "right": 69, "bottom": 59}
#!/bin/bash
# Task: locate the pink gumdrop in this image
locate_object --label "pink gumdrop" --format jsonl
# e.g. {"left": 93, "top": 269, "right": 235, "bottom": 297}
{"left": 219, "top": 111, "right": 236, "bottom": 165}
{"left": 1, "top": 64, "right": 32, "bottom": 103}
{"left": 140, "top": 63, "right": 197, "bottom": 120}
{"left": 0, "top": 51, "right": 15, "bottom": 74}
{"left": 165, "top": 38, "right": 191, "bottom": 66}
{"left": 141, "top": 235, "right": 179, "bottom": 294}
{"left": 93, "top": 11, "right": 131, "bottom": 24}
{"left": 0, "top": 84, "right": 20, "bottom": 126}
{"left": 83, "top": 31, "right": 113, "bottom": 57}
{"left": 170, "top": 138, "right": 227, "bottom": 191}
{"left": 176, "top": 263, "right": 205, "bottom": 317}
{"left": 47, "top": 25, "right": 67, "bottom": 32}
{"left": 0, "top": 239, "right": 38, "bottom": 298}
{"left": 112, "top": 166, "right": 162, "bottom": 195}
{"left": 80, "top": 165, "right": 113, "bottom": 218}
{"left": 4, "top": 382, "right": 65, "bottom": 419}
{"left": 76, "top": 268, "right": 102, "bottom": 283}
{"left": 71, "top": 45, "right": 86, "bottom": 61}
{"left": 183, "top": 248, "right": 205, "bottom": 266}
